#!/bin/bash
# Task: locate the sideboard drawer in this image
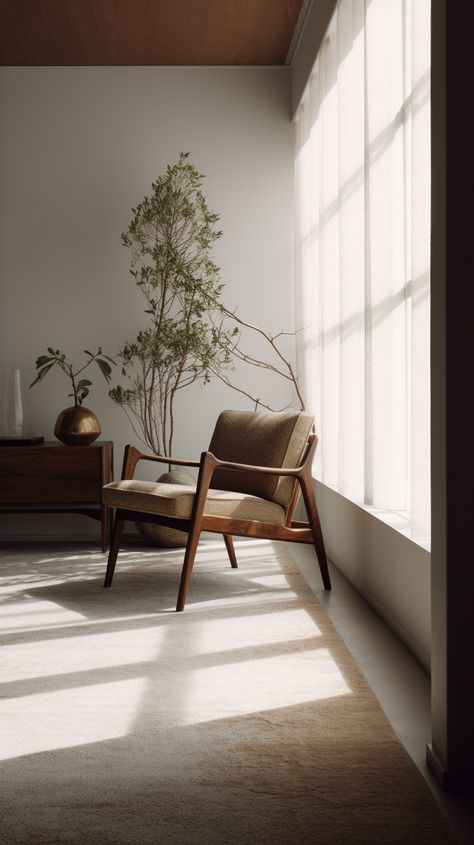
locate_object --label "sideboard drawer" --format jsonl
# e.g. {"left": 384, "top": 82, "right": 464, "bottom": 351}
{"left": 0, "top": 441, "right": 113, "bottom": 550}
{"left": 0, "top": 445, "right": 104, "bottom": 504}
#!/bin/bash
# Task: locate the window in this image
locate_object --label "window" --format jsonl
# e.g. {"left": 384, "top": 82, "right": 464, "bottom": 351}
{"left": 295, "top": 0, "right": 431, "bottom": 542}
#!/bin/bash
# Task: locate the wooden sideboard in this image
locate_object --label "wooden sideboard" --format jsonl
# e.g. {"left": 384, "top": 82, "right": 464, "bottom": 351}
{"left": 0, "top": 440, "right": 113, "bottom": 550}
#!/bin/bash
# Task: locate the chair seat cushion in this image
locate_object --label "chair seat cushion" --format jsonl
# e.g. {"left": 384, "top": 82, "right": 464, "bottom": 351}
{"left": 102, "top": 480, "right": 286, "bottom": 524}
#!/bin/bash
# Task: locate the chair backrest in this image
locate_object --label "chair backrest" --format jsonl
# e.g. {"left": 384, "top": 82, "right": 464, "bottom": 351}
{"left": 208, "top": 409, "right": 314, "bottom": 508}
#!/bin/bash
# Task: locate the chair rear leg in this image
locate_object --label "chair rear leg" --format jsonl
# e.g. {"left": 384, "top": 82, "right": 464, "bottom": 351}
{"left": 300, "top": 480, "right": 331, "bottom": 590}
{"left": 104, "top": 513, "right": 125, "bottom": 587}
{"left": 223, "top": 534, "right": 238, "bottom": 568}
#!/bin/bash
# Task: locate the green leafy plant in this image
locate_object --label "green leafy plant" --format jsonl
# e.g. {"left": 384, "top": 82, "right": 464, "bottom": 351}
{"left": 109, "top": 153, "right": 236, "bottom": 455}
{"left": 111, "top": 153, "right": 305, "bottom": 457}
{"left": 30, "top": 347, "right": 115, "bottom": 406}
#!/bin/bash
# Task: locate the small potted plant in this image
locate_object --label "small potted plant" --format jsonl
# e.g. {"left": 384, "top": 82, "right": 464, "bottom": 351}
{"left": 30, "top": 347, "right": 115, "bottom": 445}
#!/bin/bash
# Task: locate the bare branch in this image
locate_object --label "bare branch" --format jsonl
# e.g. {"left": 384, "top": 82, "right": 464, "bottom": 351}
{"left": 220, "top": 305, "right": 306, "bottom": 411}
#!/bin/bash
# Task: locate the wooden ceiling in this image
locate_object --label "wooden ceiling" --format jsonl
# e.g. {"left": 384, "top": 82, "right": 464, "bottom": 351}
{"left": 0, "top": 0, "right": 306, "bottom": 66}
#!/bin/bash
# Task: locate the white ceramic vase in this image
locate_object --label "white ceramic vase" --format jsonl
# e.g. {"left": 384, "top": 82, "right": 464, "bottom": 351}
{"left": 0, "top": 368, "right": 24, "bottom": 436}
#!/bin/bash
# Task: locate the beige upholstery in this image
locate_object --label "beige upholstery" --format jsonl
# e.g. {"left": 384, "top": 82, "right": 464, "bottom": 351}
{"left": 103, "top": 479, "right": 286, "bottom": 523}
{"left": 208, "top": 409, "right": 314, "bottom": 507}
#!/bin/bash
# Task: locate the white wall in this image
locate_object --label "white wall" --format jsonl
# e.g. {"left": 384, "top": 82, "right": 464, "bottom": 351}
{"left": 0, "top": 66, "right": 294, "bottom": 539}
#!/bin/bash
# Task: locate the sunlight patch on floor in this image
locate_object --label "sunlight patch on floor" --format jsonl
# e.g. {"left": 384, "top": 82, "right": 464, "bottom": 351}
{"left": 0, "top": 679, "right": 147, "bottom": 761}
{"left": 37, "top": 553, "right": 105, "bottom": 564}
{"left": 179, "top": 647, "right": 351, "bottom": 725}
{"left": 0, "top": 599, "right": 86, "bottom": 630}
{"left": 193, "top": 608, "right": 323, "bottom": 653}
{"left": 2, "top": 626, "right": 165, "bottom": 682}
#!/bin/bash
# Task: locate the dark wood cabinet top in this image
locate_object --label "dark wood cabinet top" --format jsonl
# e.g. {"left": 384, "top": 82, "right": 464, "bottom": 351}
{"left": 0, "top": 440, "right": 113, "bottom": 449}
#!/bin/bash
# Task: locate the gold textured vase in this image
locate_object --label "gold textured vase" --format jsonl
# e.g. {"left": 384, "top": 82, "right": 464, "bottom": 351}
{"left": 54, "top": 405, "right": 101, "bottom": 446}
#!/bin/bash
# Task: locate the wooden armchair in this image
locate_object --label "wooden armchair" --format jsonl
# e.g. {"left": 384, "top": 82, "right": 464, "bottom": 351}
{"left": 102, "top": 409, "right": 331, "bottom": 611}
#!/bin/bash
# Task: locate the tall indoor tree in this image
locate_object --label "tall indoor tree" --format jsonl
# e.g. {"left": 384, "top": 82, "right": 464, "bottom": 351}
{"left": 110, "top": 153, "right": 235, "bottom": 455}
{"left": 110, "top": 153, "right": 304, "bottom": 457}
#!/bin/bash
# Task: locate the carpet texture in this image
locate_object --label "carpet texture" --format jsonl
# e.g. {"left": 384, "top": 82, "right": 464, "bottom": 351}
{"left": 0, "top": 540, "right": 454, "bottom": 844}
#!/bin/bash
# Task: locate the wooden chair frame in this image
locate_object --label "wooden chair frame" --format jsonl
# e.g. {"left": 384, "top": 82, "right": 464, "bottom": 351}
{"left": 104, "top": 433, "right": 331, "bottom": 611}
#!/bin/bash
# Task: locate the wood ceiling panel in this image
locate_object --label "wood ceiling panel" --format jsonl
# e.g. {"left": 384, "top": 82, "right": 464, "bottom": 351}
{"left": 0, "top": 0, "right": 304, "bottom": 66}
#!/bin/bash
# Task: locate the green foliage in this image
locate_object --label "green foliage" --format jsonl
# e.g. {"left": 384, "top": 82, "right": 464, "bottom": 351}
{"left": 30, "top": 347, "right": 115, "bottom": 406}
{"left": 110, "top": 153, "right": 236, "bottom": 455}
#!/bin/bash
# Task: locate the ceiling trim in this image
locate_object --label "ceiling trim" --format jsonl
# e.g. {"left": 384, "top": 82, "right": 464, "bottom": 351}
{"left": 285, "top": 0, "right": 313, "bottom": 65}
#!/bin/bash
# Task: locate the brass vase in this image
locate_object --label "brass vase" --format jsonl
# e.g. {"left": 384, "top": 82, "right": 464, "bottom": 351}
{"left": 54, "top": 405, "right": 101, "bottom": 446}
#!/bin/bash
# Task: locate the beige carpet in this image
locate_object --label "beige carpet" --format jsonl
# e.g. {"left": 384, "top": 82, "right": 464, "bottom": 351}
{"left": 0, "top": 540, "right": 454, "bottom": 844}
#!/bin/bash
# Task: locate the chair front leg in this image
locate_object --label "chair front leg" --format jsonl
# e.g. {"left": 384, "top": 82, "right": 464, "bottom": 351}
{"left": 176, "top": 518, "right": 203, "bottom": 611}
{"left": 104, "top": 512, "right": 126, "bottom": 587}
{"left": 176, "top": 451, "right": 218, "bottom": 611}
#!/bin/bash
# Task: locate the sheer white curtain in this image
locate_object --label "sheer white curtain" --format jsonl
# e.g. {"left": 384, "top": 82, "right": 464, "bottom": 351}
{"left": 295, "top": 0, "right": 431, "bottom": 541}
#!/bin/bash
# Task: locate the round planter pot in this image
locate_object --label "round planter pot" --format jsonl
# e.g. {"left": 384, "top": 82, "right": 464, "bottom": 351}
{"left": 54, "top": 406, "right": 101, "bottom": 446}
{"left": 136, "top": 467, "right": 194, "bottom": 548}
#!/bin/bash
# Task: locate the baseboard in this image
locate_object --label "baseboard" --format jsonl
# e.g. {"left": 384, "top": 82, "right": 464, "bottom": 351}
{"left": 327, "top": 549, "right": 431, "bottom": 674}
{"left": 426, "top": 743, "right": 474, "bottom": 792}
{"left": 426, "top": 743, "right": 449, "bottom": 788}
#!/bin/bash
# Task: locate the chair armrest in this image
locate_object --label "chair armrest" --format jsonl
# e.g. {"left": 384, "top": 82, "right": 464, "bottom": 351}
{"left": 203, "top": 453, "right": 304, "bottom": 479}
{"left": 135, "top": 452, "right": 200, "bottom": 469}
{"left": 197, "top": 433, "right": 317, "bottom": 484}
{"left": 121, "top": 444, "right": 200, "bottom": 480}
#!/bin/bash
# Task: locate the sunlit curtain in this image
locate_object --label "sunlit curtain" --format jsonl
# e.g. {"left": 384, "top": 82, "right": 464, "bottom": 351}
{"left": 295, "top": 0, "right": 431, "bottom": 541}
